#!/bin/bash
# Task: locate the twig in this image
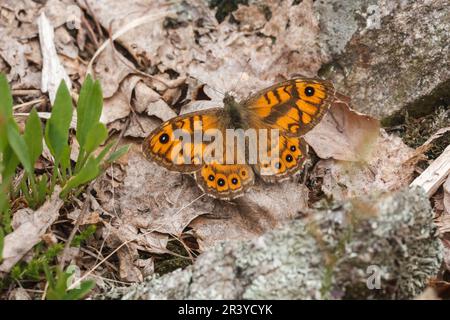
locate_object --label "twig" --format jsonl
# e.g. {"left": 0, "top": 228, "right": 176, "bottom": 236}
{"left": 59, "top": 184, "right": 94, "bottom": 269}
{"left": 410, "top": 144, "right": 450, "bottom": 197}
{"left": 83, "top": 0, "right": 104, "bottom": 39}
{"left": 13, "top": 98, "right": 46, "bottom": 111}
{"left": 81, "top": 14, "right": 100, "bottom": 48}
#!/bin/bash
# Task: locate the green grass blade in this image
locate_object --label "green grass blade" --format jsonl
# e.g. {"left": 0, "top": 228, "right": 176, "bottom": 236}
{"left": 83, "top": 123, "right": 108, "bottom": 155}
{"left": 6, "top": 120, "right": 33, "bottom": 174}
{"left": 44, "top": 81, "right": 73, "bottom": 165}
{"left": 106, "top": 144, "right": 130, "bottom": 164}
{"left": 64, "top": 280, "right": 95, "bottom": 300}
{"left": 76, "top": 76, "right": 103, "bottom": 149}
{"left": 0, "top": 74, "right": 13, "bottom": 153}
{"left": 60, "top": 156, "right": 100, "bottom": 198}
{"left": 2, "top": 145, "right": 19, "bottom": 182}
{"left": 24, "top": 108, "right": 43, "bottom": 166}
{"left": 0, "top": 227, "right": 4, "bottom": 262}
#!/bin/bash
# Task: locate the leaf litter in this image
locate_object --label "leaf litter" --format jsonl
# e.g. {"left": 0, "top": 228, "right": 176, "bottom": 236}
{"left": 1, "top": 0, "right": 447, "bottom": 292}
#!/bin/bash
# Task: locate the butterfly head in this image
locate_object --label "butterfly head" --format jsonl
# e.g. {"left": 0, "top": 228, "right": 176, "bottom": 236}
{"left": 223, "top": 92, "right": 245, "bottom": 128}
{"left": 223, "top": 92, "right": 238, "bottom": 107}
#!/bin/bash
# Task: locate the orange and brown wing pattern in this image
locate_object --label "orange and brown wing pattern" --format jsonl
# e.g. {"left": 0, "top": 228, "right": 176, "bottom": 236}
{"left": 254, "top": 135, "right": 308, "bottom": 182}
{"left": 194, "top": 163, "right": 255, "bottom": 200}
{"left": 245, "top": 78, "right": 335, "bottom": 136}
{"left": 142, "top": 108, "right": 224, "bottom": 173}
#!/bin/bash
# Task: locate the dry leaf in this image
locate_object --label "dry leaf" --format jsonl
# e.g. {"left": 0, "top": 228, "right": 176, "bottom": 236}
{"left": 190, "top": 183, "right": 309, "bottom": 250}
{"left": 94, "top": 46, "right": 133, "bottom": 99}
{"left": 313, "top": 130, "right": 416, "bottom": 201}
{"left": 0, "top": 187, "right": 63, "bottom": 273}
{"left": 38, "top": 12, "right": 72, "bottom": 104}
{"left": 304, "top": 95, "right": 380, "bottom": 161}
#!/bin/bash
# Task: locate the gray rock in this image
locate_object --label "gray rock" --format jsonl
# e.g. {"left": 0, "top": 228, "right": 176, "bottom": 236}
{"left": 99, "top": 187, "right": 442, "bottom": 300}
{"left": 318, "top": 0, "right": 450, "bottom": 120}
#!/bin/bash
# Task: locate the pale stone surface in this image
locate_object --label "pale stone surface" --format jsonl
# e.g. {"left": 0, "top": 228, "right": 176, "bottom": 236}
{"left": 99, "top": 187, "right": 442, "bottom": 300}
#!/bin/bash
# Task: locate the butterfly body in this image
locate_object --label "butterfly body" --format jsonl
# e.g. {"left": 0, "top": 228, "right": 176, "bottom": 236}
{"left": 142, "top": 78, "right": 335, "bottom": 200}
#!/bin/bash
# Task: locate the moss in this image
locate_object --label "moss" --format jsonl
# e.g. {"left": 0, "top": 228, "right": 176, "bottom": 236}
{"left": 385, "top": 105, "right": 449, "bottom": 161}
{"left": 153, "top": 238, "right": 194, "bottom": 275}
{"left": 382, "top": 79, "right": 450, "bottom": 127}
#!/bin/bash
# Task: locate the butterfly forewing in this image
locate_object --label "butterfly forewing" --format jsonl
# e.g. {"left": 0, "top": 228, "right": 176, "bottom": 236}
{"left": 142, "top": 108, "right": 225, "bottom": 173}
{"left": 244, "top": 78, "right": 335, "bottom": 136}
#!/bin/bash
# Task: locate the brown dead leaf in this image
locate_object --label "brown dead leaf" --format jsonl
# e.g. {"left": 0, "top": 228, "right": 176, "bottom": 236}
{"left": 312, "top": 130, "right": 416, "bottom": 201}
{"left": 79, "top": 0, "right": 329, "bottom": 100}
{"left": 304, "top": 95, "right": 380, "bottom": 161}
{"left": 67, "top": 209, "right": 102, "bottom": 225}
{"left": 0, "top": 187, "right": 63, "bottom": 273}
{"left": 94, "top": 46, "right": 133, "bottom": 99}
{"left": 190, "top": 183, "right": 309, "bottom": 250}
{"left": 117, "top": 246, "right": 143, "bottom": 282}
{"left": 134, "top": 81, "right": 177, "bottom": 121}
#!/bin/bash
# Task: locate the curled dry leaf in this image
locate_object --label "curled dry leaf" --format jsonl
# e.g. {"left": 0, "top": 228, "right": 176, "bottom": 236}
{"left": 304, "top": 94, "right": 380, "bottom": 162}
{"left": 0, "top": 187, "right": 63, "bottom": 273}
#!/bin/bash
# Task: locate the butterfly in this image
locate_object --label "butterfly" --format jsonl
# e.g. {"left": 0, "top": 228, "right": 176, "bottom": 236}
{"left": 142, "top": 77, "right": 336, "bottom": 201}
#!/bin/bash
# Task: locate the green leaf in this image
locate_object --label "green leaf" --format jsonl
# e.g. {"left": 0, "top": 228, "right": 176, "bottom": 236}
{"left": 83, "top": 122, "right": 107, "bottom": 155}
{"left": 63, "top": 280, "right": 95, "bottom": 300}
{"left": 0, "top": 74, "right": 13, "bottom": 153}
{"left": 76, "top": 76, "right": 103, "bottom": 149}
{"left": 37, "top": 175, "right": 49, "bottom": 204}
{"left": 2, "top": 145, "right": 19, "bottom": 182}
{"left": 44, "top": 81, "right": 73, "bottom": 164}
{"left": 71, "top": 225, "right": 97, "bottom": 247}
{"left": 0, "top": 227, "right": 4, "bottom": 263}
{"left": 6, "top": 120, "right": 33, "bottom": 174}
{"left": 106, "top": 144, "right": 130, "bottom": 164}
{"left": 60, "top": 156, "right": 100, "bottom": 198}
{"left": 95, "top": 141, "right": 114, "bottom": 164}
{"left": 45, "top": 266, "right": 94, "bottom": 300}
{"left": 24, "top": 108, "right": 43, "bottom": 167}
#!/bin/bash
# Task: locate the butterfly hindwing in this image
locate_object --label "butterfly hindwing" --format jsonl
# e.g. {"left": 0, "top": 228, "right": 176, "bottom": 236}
{"left": 142, "top": 108, "right": 224, "bottom": 172}
{"left": 245, "top": 78, "right": 335, "bottom": 136}
{"left": 194, "top": 163, "right": 255, "bottom": 200}
{"left": 254, "top": 135, "right": 308, "bottom": 183}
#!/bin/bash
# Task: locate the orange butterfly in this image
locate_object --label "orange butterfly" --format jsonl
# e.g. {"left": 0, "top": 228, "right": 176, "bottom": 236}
{"left": 142, "top": 78, "right": 335, "bottom": 200}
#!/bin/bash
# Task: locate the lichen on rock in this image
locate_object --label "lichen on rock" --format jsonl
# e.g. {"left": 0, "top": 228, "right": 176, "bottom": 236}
{"left": 99, "top": 187, "right": 442, "bottom": 300}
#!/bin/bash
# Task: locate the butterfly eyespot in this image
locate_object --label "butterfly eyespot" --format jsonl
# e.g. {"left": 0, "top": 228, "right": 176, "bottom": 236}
{"left": 231, "top": 178, "right": 239, "bottom": 185}
{"left": 208, "top": 174, "right": 215, "bottom": 181}
{"left": 262, "top": 162, "right": 269, "bottom": 168}
{"left": 290, "top": 145, "right": 296, "bottom": 152}
{"left": 274, "top": 161, "right": 281, "bottom": 169}
{"left": 159, "top": 133, "right": 169, "bottom": 144}
{"left": 217, "top": 178, "right": 226, "bottom": 187}
{"left": 305, "top": 86, "right": 315, "bottom": 97}
{"left": 241, "top": 170, "right": 247, "bottom": 177}
{"left": 285, "top": 154, "right": 293, "bottom": 162}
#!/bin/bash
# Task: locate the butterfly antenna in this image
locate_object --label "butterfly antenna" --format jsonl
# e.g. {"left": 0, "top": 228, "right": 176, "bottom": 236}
{"left": 231, "top": 58, "right": 252, "bottom": 95}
